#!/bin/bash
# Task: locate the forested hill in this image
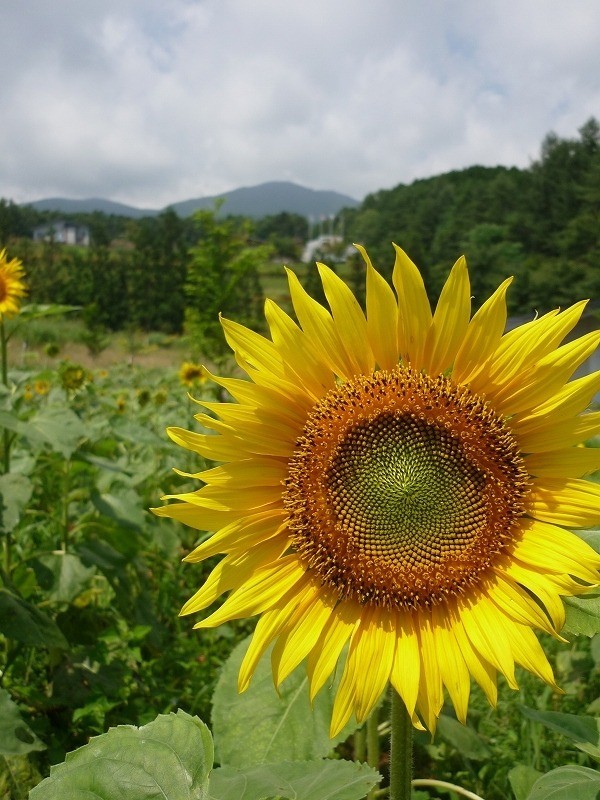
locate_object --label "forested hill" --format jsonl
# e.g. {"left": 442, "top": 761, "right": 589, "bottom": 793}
{"left": 342, "top": 118, "right": 600, "bottom": 314}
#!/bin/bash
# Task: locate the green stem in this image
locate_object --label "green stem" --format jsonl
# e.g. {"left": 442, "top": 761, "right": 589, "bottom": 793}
{"left": 389, "top": 689, "right": 412, "bottom": 800}
{"left": 354, "top": 724, "right": 366, "bottom": 763}
{"left": 366, "top": 704, "right": 380, "bottom": 800}
{"left": 412, "top": 779, "right": 486, "bottom": 800}
{"left": 1, "top": 318, "right": 11, "bottom": 575}
{"left": 62, "top": 460, "right": 71, "bottom": 552}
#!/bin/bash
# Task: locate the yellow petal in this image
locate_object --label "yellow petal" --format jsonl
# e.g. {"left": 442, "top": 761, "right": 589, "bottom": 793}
{"left": 524, "top": 448, "right": 600, "bottom": 479}
{"left": 357, "top": 244, "right": 399, "bottom": 371}
{"left": 307, "top": 600, "right": 359, "bottom": 702}
{"left": 221, "top": 315, "right": 287, "bottom": 378}
{"left": 318, "top": 262, "right": 375, "bottom": 376}
{"left": 198, "top": 459, "right": 288, "bottom": 488}
{"left": 451, "top": 616, "right": 498, "bottom": 707}
{"left": 264, "top": 299, "right": 335, "bottom": 400}
{"left": 494, "top": 330, "right": 600, "bottom": 416}
{"left": 453, "top": 278, "right": 512, "bottom": 386}
{"left": 184, "top": 510, "right": 287, "bottom": 562}
{"left": 517, "top": 411, "right": 600, "bottom": 452}
{"left": 330, "top": 658, "right": 356, "bottom": 738}
{"left": 423, "top": 256, "right": 471, "bottom": 376}
{"left": 512, "top": 371, "right": 600, "bottom": 437}
{"left": 271, "top": 587, "right": 336, "bottom": 687}
{"left": 181, "top": 539, "right": 286, "bottom": 615}
{"left": 349, "top": 607, "right": 396, "bottom": 722}
{"left": 488, "top": 573, "right": 560, "bottom": 637}
{"left": 416, "top": 612, "right": 444, "bottom": 731}
{"left": 167, "top": 426, "right": 247, "bottom": 462}
{"left": 238, "top": 576, "right": 313, "bottom": 692}
{"left": 431, "top": 606, "right": 470, "bottom": 724}
{"left": 528, "top": 477, "right": 600, "bottom": 528}
{"left": 286, "top": 268, "right": 354, "bottom": 378}
{"left": 152, "top": 500, "right": 241, "bottom": 532}
{"left": 504, "top": 561, "right": 567, "bottom": 631}
{"left": 459, "top": 600, "right": 517, "bottom": 689}
{"left": 389, "top": 611, "right": 420, "bottom": 718}
{"left": 502, "top": 623, "right": 560, "bottom": 690}
{"left": 512, "top": 519, "right": 600, "bottom": 584}
{"left": 194, "top": 555, "right": 306, "bottom": 628}
{"left": 392, "top": 244, "right": 431, "bottom": 368}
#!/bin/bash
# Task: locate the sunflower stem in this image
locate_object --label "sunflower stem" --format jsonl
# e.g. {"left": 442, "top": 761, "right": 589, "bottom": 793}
{"left": 389, "top": 689, "right": 412, "bottom": 800}
{"left": 354, "top": 725, "right": 366, "bottom": 763}
{"left": 366, "top": 704, "right": 380, "bottom": 799}
{"left": 0, "top": 318, "right": 12, "bottom": 576}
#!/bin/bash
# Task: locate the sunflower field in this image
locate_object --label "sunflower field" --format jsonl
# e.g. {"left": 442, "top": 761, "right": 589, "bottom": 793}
{"left": 0, "top": 242, "right": 600, "bottom": 800}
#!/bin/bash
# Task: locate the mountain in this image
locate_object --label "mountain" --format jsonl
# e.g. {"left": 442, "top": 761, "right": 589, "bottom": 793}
{"left": 26, "top": 197, "right": 159, "bottom": 218}
{"left": 25, "top": 182, "right": 359, "bottom": 220}
{"left": 169, "top": 181, "right": 359, "bottom": 218}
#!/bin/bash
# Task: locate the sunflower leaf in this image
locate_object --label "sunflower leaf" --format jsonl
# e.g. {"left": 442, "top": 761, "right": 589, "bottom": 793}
{"left": 212, "top": 635, "right": 359, "bottom": 769}
{"left": 508, "top": 764, "right": 543, "bottom": 800}
{"left": 519, "top": 707, "right": 600, "bottom": 759}
{"left": 526, "top": 765, "right": 600, "bottom": 800}
{"left": 0, "top": 473, "right": 32, "bottom": 532}
{"left": 0, "top": 689, "right": 46, "bottom": 756}
{"left": 437, "top": 714, "right": 491, "bottom": 759}
{"left": 208, "top": 759, "right": 380, "bottom": 800}
{"left": 29, "top": 709, "right": 213, "bottom": 800}
{"left": 563, "top": 591, "right": 600, "bottom": 637}
{"left": 0, "top": 590, "right": 69, "bottom": 649}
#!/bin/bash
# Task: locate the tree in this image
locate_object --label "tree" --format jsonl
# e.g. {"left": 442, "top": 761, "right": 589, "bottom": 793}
{"left": 185, "top": 208, "right": 270, "bottom": 363}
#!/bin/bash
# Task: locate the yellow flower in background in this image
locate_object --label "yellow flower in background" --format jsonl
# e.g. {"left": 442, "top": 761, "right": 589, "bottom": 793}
{"left": 155, "top": 245, "right": 600, "bottom": 737}
{"left": 0, "top": 249, "right": 27, "bottom": 318}
{"left": 34, "top": 379, "right": 51, "bottom": 396}
{"left": 179, "top": 361, "right": 207, "bottom": 387}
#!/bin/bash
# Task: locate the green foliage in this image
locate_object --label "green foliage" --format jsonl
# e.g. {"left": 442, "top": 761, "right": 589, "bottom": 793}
{"left": 210, "top": 760, "right": 380, "bottom": 800}
{"left": 526, "top": 766, "right": 600, "bottom": 799}
{"left": 344, "top": 117, "right": 600, "bottom": 314}
{"left": 29, "top": 708, "right": 379, "bottom": 800}
{"left": 184, "top": 208, "right": 270, "bottom": 361}
{"left": 212, "top": 635, "right": 359, "bottom": 769}
{"left": 0, "top": 690, "right": 46, "bottom": 756}
{"left": 29, "top": 710, "right": 213, "bottom": 800}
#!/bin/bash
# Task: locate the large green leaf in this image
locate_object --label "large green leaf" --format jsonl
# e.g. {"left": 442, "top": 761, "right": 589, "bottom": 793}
{"left": 27, "top": 406, "right": 87, "bottom": 458}
{"left": 526, "top": 766, "right": 600, "bottom": 800}
{"left": 212, "top": 635, "right": 359, "bottom": 769}
{"left": 0, "top": 406, "right": 87, "bottom": 458}
{"left": 437, "top": 714, "right": 491, "bottom": 760}
{"left": 29, "top": 710, "right": 213, "bottom": 800}
{"left": 562, "top": 530, "right": 600, "bottom": 636}
{"left": 508, "top": 765, "right": 543, "bottom": 800}
{"left": 92, "top": 489, "right": 147, "bottom": 530}
{"left": 0, "top": 589, "right": 68, "bottom": 648}
{"left": 519, "top": 706, "right": 600, "bottom": 759}
{"left": 208, "top": 760, "right": 380, "bottom": 800}
{"left": 0, "top": 473, "right": 32, "bottom": 531}
{"left": 575, "top": 529, "right": 600, "bottom": 554}
{"left": 563, "top": 591, "right": 600, "bottom": 637}
{"left": 30, "top": 552, "right": 97, "bottom": 604}
{"left": 0, "top": 689, "right": 46, "bottom": 756}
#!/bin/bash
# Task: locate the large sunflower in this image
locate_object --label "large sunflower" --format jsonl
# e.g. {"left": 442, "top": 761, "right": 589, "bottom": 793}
{"left": 0, "top": 249, "right": 27, "bottom": 318}
{"left": 155, "top": 245, "right": 600, "bottom": 736}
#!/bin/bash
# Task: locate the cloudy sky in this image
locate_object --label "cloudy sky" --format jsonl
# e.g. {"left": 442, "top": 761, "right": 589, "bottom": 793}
{"left": 1, "top": 0, "right": 599, "bottom": 209}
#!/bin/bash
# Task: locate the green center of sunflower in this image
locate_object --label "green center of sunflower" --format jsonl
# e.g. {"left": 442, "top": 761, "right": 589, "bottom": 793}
{"left": 283, "top": 366, "right": 529, "bottom": 610}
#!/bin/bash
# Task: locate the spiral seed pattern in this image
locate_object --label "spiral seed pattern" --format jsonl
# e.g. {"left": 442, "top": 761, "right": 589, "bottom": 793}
{"left": 283, "top": 367, "right": 529, "bottom": 609}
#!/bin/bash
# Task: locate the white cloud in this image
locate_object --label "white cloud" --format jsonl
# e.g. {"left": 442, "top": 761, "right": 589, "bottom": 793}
{"left": 1, "top": 0, "right": 598, "bottom": 207}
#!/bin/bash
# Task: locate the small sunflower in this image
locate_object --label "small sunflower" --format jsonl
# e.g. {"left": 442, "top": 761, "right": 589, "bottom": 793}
{"left": 155, "top": 245, "right": 600, "bottom": 736}
{"left": 0, "top": 249, "right": 27, "bottom": 318}
{"left": 179, "top": 361, "right": 207, "bottom": 387}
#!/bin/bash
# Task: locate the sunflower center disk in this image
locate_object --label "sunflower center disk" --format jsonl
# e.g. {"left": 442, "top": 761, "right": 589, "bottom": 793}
{"left": 284, "top": 368, "right": 529, "bottom": 610}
